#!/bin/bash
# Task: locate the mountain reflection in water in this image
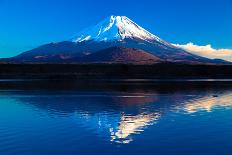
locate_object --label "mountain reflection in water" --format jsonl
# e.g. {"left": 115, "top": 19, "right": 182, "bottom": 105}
{"left": 1, "top": 82, "right": 232, "bottom": 145}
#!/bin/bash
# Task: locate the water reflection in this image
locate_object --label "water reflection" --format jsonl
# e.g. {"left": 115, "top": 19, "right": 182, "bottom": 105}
{"left": 110, "top": 113, "right": 160, "bottom": 143}
{"left": 1, "top": 85, "right": 232, "bottom": 145}
{"left": 181, "top": 91, "right": 232, "bottom": 113}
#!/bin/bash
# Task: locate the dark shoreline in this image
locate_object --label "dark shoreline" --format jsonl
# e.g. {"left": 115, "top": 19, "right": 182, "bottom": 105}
{"left": 0, "top": 63, "right": 232, "bottom": 79}
{"left": 0, "top": 63, "right": 231, "bottom": 91}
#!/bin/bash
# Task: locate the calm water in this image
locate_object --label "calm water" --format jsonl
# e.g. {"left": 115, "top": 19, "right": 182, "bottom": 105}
{"left": 1, "top": 81, "right": 232, "bottom": 155}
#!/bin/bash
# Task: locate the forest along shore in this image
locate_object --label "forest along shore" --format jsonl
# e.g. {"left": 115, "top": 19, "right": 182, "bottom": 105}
{"left": 0, "top": 63, "right": 232, "bottom": 79}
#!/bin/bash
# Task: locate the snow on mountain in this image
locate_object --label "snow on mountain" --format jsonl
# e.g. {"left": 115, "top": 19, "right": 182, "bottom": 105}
{"left": 72, "top": 15, "right": 168, "bottom": 45}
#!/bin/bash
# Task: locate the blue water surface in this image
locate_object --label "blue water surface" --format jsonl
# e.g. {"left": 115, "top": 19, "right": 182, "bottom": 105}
{"left": 0, "top": 82, "right": 232, "bottom": 155}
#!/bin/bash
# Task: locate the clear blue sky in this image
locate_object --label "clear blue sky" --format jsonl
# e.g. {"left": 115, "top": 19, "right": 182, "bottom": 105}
{"left": 0, "top": 0, "right": 231, "bottom": 58}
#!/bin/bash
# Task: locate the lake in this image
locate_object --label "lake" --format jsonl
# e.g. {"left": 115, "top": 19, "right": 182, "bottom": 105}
{"left": 1, "top": 80, "right": 232, "bottom": 155}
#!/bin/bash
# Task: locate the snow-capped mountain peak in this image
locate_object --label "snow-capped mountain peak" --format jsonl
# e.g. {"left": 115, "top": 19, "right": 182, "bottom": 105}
{"left": 72, "top": 15, "right": 163, "bottom": 43}
{"left": 6, "top": 15, "right": 227, "bottom": 65}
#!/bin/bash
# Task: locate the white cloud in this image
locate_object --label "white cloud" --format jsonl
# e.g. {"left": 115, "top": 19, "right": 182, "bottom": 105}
{"left": 173, "top": 42, "right": 232, "bottom": 62}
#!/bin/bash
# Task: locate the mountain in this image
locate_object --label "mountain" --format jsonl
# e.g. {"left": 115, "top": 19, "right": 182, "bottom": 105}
{"left": 2, "top": 15, "right": 229, "bottom": 64}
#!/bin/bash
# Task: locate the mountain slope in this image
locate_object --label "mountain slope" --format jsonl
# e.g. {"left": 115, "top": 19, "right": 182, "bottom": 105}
{"left": 80, "top": 47, "right": 162, "bottom": 64}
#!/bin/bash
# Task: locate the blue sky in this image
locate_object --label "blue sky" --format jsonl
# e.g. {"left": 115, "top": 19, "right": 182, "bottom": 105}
{"left": 0, "top": 0, "right": 232, "bottom": 58}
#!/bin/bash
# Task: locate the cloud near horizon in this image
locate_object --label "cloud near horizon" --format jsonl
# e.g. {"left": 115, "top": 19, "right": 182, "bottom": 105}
{"left": 173, "top": 43, "right": 232, "bottom": 62}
